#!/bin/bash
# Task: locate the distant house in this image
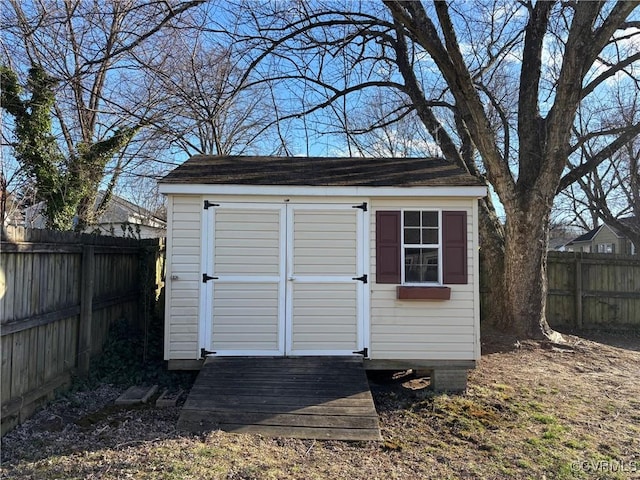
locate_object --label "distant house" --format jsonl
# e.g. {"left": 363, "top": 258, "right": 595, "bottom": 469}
{"left": 23, "top": 192, "right": 166, "bottom": 239}
{"left": 566, "top": 218, "right": 637, "bottom": 255}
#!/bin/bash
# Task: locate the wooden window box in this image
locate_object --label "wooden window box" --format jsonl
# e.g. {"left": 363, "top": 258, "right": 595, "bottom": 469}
{"left": 396, "top": 286, "right": 451, "bottom": 300}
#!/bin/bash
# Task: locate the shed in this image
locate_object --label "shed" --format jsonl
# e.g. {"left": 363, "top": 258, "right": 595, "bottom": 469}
{"left": 159, "top": 156, "right": 487, "bottom": 390}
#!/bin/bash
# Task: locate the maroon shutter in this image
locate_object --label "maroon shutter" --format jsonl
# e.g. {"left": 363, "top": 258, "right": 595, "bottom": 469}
{"left": 442, "top": 211, "right": 468, "bottom": 284}
{"left": 376, "top": 211, "right": 401, "bottom": 283}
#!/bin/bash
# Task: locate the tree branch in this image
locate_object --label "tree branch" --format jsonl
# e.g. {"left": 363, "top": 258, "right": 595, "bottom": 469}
{"left": 557, "top": 122, "right": 640, "bottom": 193}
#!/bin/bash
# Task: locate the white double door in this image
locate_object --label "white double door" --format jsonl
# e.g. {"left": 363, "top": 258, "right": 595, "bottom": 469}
{"left": 201, "top": 202, "right": 368, "bottom": 356}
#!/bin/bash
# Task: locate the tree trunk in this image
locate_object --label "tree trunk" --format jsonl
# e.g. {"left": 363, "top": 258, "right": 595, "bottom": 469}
{"left": 477, "top": 198, "right": 507, "bottom": 326}
{"left": 502, "top": 201, "right": 562, "bottom": 341}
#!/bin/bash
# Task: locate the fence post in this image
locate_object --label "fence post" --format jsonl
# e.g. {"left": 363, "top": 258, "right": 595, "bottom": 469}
{"left": 77, "top": 245, "right": 95, "bottom": 375}
{"left": 575, "top": 254, "right": 583, "bottom": 328}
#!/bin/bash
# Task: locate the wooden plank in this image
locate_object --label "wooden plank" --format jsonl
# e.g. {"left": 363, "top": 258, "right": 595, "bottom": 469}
{"left": 184, "top": 393, "right": 373, "bottom": 407}
{"left": 177, "top": 415, "right": 381, "bottom": 441}
{"left": 50, "top": 317, "right": 60, "bottom": 378}
{"left": 36, "top": 324, "right": 46, "bottom": 386}
{"left": 77, "top": 245, "right": 95, "bottom": 374}
{"left": 1, "top": 251, "right": 15, "bottom": 323}
{"left": 0, "top": 293, "right": 141, "bottom": 336}
{"left": 1, "top": 335, "right": 13, "bottom": 405}
{"left": 56, "top": 313, "right": 66, "bottom": 374}
{"left": 188, "top": 385, "right": 370, "bottom": 397}
{"left": 27, "top": 327, "right": 39, "bottom": 392}
{"left": 44, "top": 322, "right": 54, "bottom": 382}
{"left": 183, "top": 411, "right": 378, "bottom": 429}
{"left": 0, "top": 243, "right": 83, "bottom": 253}
{"left": 13, "top": 254, "right": 24, "bottom": 321}
{"left": 182, "top": 403, "right": 377, "bottom": 416}
{"left": 575, "top": 256, "right": 582, "bottom": 328}
{"left": 54, "top": 254, "right": 64, "bottom": 309}
{"left": 64, "top": 316, "right": 76, "bottom": 371}
{"left": 21, "top": 254, "right": 33, "bottom": 319}
{"left": 0, "top": 305, "right": 81, "bottom": 335}
{"left": 10, "top": 331, "right": 29, "bottom": 398}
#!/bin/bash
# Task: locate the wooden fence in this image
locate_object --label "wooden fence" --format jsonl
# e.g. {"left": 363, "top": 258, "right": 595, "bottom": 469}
{"left": 546, "top": 251, "right": 640, "bottom": 330}
{"left": 1, "top": 227, "right": 164, "bottom": 434}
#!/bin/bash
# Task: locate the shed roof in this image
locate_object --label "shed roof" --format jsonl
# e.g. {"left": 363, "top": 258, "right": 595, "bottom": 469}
{"left": 160, "top": 155, "right": 484, "bottom": 187}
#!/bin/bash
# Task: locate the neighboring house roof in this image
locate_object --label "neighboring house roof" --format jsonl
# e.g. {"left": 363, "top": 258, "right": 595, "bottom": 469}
{"left": 569, "top": 225, "right": 603, "bottom": 244}
{"left": 160, "top": 155, "right": 485, "bottom": 187}
{"left": 24, "top": 192, "right": 166, "bottom": 230}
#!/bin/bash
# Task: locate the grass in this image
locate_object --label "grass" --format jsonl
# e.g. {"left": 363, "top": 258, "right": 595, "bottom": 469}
{"left": 2, "top": 330, "right": 640, "bottom": 479}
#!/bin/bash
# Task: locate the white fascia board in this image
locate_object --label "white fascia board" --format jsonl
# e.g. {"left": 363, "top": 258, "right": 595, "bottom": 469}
{"left": 158, "top": 183, "right": 488, "bottom": 198}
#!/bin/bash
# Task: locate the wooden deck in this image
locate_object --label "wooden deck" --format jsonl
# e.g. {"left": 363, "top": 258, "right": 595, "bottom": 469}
{"left": 177, "top": 356, "right": 381, "bottom": 441}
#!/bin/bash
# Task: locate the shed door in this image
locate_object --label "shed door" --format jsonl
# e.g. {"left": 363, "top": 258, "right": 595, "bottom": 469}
{"left": 287, "top": 204, "right": 365, "bottom": 355}
{"left": 204, "top": 204, "right": 286, "bottom": 355}
{"left": 202, "top": 202, "right": 366, "bottom": 356}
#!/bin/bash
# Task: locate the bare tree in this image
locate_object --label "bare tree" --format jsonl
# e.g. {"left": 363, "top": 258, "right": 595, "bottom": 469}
{"left": 133, "top": 8, "right": 279, "bottom": 157}
{"left": 555, "top": 86, "right": 640, "bottom": 251}
{"left": 228, "top": 0, "right": 640, "bottom": 339}
{"left": 1, "top": 0, "right": 204, "bottom": 230}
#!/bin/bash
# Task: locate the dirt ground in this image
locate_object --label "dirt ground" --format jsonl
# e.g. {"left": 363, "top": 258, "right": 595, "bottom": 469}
{"left": 2, "top": 329, "right": 639, "bottom": 479}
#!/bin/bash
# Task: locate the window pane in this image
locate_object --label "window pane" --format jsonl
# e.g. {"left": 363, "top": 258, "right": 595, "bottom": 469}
{"left": 422, "top": 211, "right": 438, "bottom": 227}
{"left": 424, "top": 265, "right": 438, "bottom": 282}
{"left": 405, "top": 248, "right": 438, "bottom": 283}
{"left": 404, "top": 228, "right": 420, "bottom": 244}
{"left": 422, "top": 228, "right": 438, "bottom": 244}
{"left": 405, "top": 248, "right": 422, "bottom": 282}
{"left": 404, "top": 211, "right": 420, "bottom": 226}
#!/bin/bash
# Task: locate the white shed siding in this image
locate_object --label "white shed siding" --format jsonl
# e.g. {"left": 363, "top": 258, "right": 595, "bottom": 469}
{"left": 165, "top": 195, "right": 202, "bottom": 360}
{"left": 369, "top": 198, "right": 480, "bottom": 361}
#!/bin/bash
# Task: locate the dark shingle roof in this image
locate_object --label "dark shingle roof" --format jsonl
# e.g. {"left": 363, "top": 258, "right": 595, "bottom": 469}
{"left": 160, "top": 155, "right": 484, "bottom": 187}
{"left": 570, "top": 225, "right": 602, "bottom": 243}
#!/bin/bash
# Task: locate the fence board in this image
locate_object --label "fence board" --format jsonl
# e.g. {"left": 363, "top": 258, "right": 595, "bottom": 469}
{"left": 1, "top": 336, "right": 13, "bottom": 404}
{"left": 1, "top": 226, "right": 164, "bottom": 435}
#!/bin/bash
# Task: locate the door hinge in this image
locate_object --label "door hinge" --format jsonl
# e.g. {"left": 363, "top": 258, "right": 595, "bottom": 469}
{"left": 202, "top": 273, "right": 218, "bottom": 283}
{"left": 352, "top": 202, "right": 367, "bottom": 211}
{"left": 352, "top": 274, "right": 368, "bottom": 283}
{"left": 201, "top": 348, "right": 216, "bottom": 358}
{"left": 204, "top": 200, "right": 219, "bottom": 209}
{"left": 353, "top": 347, "right": 368, "bottom": 357}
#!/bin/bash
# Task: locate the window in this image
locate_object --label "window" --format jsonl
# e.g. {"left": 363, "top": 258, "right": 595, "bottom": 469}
{"left": 597, "top": 243, "right": 614, "bottom": 253}
{"left": 403, "top": 210, "right": 440, "bottom": 283}
{"left": 375, "top": 210, "right": 468, "bottom": 285}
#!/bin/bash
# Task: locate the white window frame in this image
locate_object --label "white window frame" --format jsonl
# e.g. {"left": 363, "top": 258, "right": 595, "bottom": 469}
{"left": 401, "top": 209, "right": 442, "bottom": 285}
